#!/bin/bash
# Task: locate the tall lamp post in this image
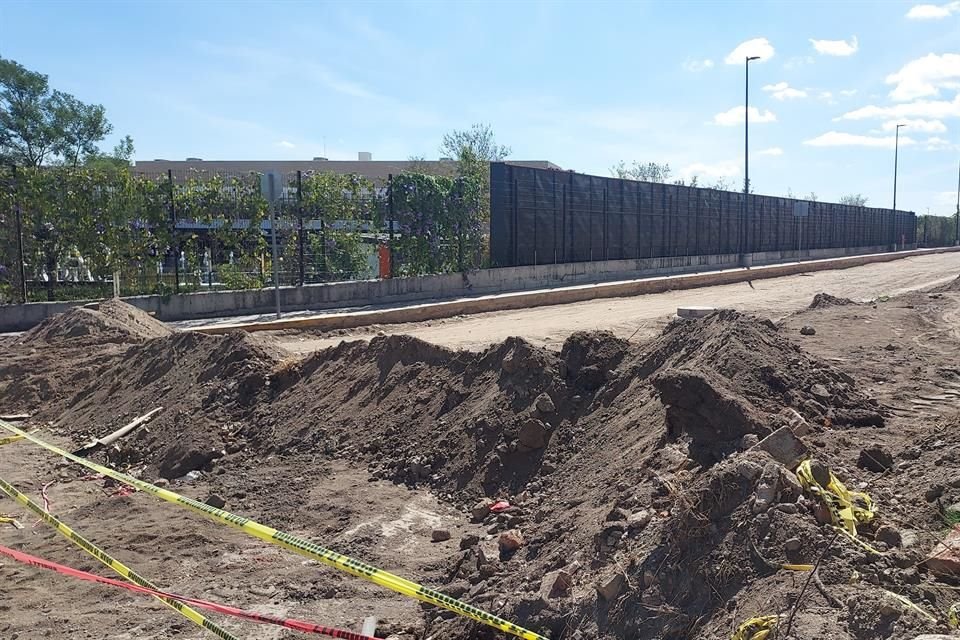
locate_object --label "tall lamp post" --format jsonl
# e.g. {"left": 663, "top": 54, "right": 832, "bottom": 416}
{"left": 954, "top": 159, "right": 959, "bottom": 246}
{"left": 892, "top": 123, "right": 905, "bottom": 211}
{"left": 742, "top": 55, "right": 761, "bottom": 265}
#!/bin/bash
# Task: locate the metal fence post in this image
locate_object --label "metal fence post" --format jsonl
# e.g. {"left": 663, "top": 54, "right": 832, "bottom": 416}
{"left": 387, "top": 173, "right": 396, "bottom": 277}
{"left": 297, "top": 170, "right": 305, "bottom": 286}
{"left": 269, "top": 200, "right": 281, "bottom": 318}
{"left": 11, "top": 165, "right": 27, "bottom": 303}
{"left": 167, "top": 169, "right": 179, "bottom": 294}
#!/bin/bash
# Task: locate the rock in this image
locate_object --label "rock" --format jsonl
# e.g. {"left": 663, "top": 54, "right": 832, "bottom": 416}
{"left": 471, "top": 498, "right": 494, "bottom": 521}
{"left": 900, "top": 529, "right": 919, "bottom": 549}
{"left": 800, "top": 326, "right": 816, "bottom": 336}
{"left": 924, "top": 484, "right": 945, "bottom": 502}
{"left": 858, "top": 445, "right": 894, "bottom": 472}
{"left": 518, "top": 418, "right": 549, "bottom": 450}
{"left": 884, "top": 344, "right": 898, "bottom": 351}
{"left": 809, "top": 384, "right": 830, "bottom": 403}
{"left": 459, "top": 534, "right": 480, "bottom": 550}
{"left": 946, "top": 502, "right": 960, "bottom": 515}
{"left": 535, "top": 394, "right": 556, "bottom": 415}
{"left": 781, "top": 408, "right": 811, "bottom": 436}
{"left": 778, "top": 469, "right": 804, "bottom": 503}
{"left": 204, "top": 494, "right": 226, "bottom": 510}
{"left": 753, "top": 426, "right": 809, "bottom": 468}
{"left": 498, "top": 529, "right": 525, "bottom": 552}
{"left": 153, "top": 478, "right": 169, "bottom": 488}
{"left": 808, "top": 459, "right": 832, "bottom": 488}
{"left": 785, "top": 538, "right": 802, "bottom": 552}
{"left": 752, "top": 462, "right": 780, "bottom": 514}
{"left": 595, "top": 570, "right": 626, "bottom": 601}
{"left": 538, "top": 569, "right": 572, "bottom": 601}
{"left": 627, "top": 509, "right": 652, "bottom": 531}
{"left": 776, "top": 503, "right": 799, "bottom": 514}
{"left": 431, "top": 529, "right": 451, "bottom": 542}
{"left": 926, "top": 525, "right": 960, "bottom": 576}
{"left": 605, "top": 507, "right": 630, "bottom": 522}
{"left": 737, "top": 459, "right": 763, "bottom": 480}
{"left": 501, "top": 353, "right": 520, "bottom": 374}
{"left": 159, "top": 445, "right": 215, "bottom": 479}
{"left": 876, "top": 525, "right": 902, "bottom": 548}
{"left": 739, "top": 433, "right": 760, "bottom": 449}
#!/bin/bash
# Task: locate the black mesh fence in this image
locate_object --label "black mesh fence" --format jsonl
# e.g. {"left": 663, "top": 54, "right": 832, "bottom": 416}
{"left": 490, "top": 163, "right": 917, "bottom": 267}
{"left": 916, "top": 214, "right": 959, "bottom": 248}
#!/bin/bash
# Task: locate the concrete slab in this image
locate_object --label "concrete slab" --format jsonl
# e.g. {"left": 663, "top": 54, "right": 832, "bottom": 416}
{"left": 677, "top": 306, "right": 718, "bottom": 318}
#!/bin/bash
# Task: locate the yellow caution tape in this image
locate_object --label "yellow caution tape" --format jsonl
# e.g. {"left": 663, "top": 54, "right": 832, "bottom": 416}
{"left": 781, "top": 563, "right": 814, "bottom": 571}
{"left": 796, "top": 460, "right": 876, "bottom": 545}
{"left": 0, "top": 475, "right": 239, "bottom": 640}
{"left": 0, "top": 420, "right": 547, "bottom": 640}
{"left": 882, "top": 589, "right": 938, "bottom": 622}
{"left": 0, "top": 434, "right": 23, "bottom": 446}
{"left": 947, "top": 602, "right": 959, "bottom": 628}
{"left": 731, "top": 615, "right": 779, "bottom": 640}
{"left": 0, "top": 514, "right": 23, "bottom": 529}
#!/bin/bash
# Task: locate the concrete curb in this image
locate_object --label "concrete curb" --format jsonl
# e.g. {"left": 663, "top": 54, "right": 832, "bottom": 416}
{"left": 194, "top": 245, "right": 960, "bottom": 335}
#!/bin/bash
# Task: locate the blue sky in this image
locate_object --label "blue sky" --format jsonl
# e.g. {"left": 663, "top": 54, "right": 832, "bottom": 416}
{"left": 2, "top": 0, "right": 959, "bottom": 215}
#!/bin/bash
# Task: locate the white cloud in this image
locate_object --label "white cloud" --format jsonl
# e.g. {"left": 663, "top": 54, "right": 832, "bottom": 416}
{"left": 758, "top": 147, "right": 784, "bottom": 156}
{"left": 678, "top": 160, "right": 741, "bottom": 181}
{"left": 810, "top": 36, "right": 859, "bottom": 57}
{"left": 819, "top": 90, "right": 835, "bottom": 102}
{"left": 880, "top": 118, "right": 947, "bottom": 133}
{"left": 712, "top": 105, "right": 778, "bottom": 126}
{"left": 724, "top": 38, "right": 775, "bottom": 64}
{"left": 885, "top": 53, "right": 960, "bottom": 101}
{"left": 683, "top": 58, "right": 714, "bottom": 72}
{"left": 926, "top": 136, "right": 960, "bottom": 150}
{"left": 803, "top": 131, "right": 917, "bottom": 148}
{"left": 838, "top": 94, "right": 960, "bottom": 120}
{"left": 839, "top": 89, "right": 858, "bottom": 97}
{"left": 762, "top": 81, "right": 808, "bottom": 100}
{"left": 906, "top": 2, "right": 960, "bottom": 19}
{"left": 276, "top": 140, "right": 296, "bottom": 149}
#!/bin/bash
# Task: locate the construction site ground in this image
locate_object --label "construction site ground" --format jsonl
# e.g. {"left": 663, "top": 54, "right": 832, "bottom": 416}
{"left": 2, "top": 251, "right": 960, "bottom": 640}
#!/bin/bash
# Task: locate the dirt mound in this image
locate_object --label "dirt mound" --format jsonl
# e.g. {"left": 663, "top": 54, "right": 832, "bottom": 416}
{"left": 809, "top": 292, "right": 857, "bottom": 308}
{"left": 42, "top": 330, "right": 285, "bottom": 477}
{"left": 646, "top": 310, "right": 883, "bottom": 464}
{"left": 931, "top": 274, "right": 960, "bottom": 293}
{"left": 19, "top": 299, "right": 173, "bottom": 345}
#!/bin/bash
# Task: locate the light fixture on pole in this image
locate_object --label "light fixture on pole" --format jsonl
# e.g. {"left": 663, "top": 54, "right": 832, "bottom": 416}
{"left": 742, "top": 55, "right": 761, "bottom": 264}
{"left": 893, "top": 123, "right": 905, "bottom": 211}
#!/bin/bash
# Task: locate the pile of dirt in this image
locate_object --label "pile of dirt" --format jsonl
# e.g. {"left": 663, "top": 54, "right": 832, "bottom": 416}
{"left": 646, "top": 310, "right": 884, "bottom": 464}
{"left": 18, "top": 299, "right": 173, "bottom": 345}
{"left": 2, "top": 305, "right": 920, "bottom": 640}
{"left": 809, "top": 292, "right": 857, "bottom": 308}
{"left": 932, "top": 274, "right": 960, "bottom": 293}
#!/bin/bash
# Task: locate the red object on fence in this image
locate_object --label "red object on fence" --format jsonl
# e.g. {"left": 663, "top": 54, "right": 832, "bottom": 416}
{"left": 378, "top": 244, "right": 392, "bottom": 279}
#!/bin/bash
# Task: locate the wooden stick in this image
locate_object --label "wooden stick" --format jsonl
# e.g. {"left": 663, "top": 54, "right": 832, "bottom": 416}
{"left": 72, "top": 408, "right": 163, "bottom": 456}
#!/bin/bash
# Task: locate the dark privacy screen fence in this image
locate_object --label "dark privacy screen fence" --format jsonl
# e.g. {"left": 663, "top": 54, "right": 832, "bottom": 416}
{"left": 490, "top": 163, "right": 916, "bottom": 268}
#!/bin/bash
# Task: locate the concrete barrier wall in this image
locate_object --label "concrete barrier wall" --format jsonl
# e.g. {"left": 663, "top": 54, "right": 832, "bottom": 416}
{"left": 0, "top": 243, "right": 940, "bottom": 333}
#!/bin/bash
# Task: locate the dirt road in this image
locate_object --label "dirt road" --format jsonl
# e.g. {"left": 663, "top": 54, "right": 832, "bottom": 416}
{"left": 275, "top": 251, "right": 960, "bottom": 353}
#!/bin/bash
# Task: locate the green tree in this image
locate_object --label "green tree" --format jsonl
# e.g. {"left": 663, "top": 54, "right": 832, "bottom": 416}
{"left": 439, "top": 123, "right": 509, "bottom": 225}
{"left": 85, "top": 134, "right": 135, "bottom": 171}
{"left": 611, "top": 161, "right": 673, "bottom": 183}
{"left": 0, "top": 56, "right": 114, "bottom": 167}
{"left": 0, "top": 57, "right": 60, "bottom": 167}
{"left": 839, "top": 193, "right": 868, "bottom": 206}
{"left": 51, "top": 92, "right": 113, "bottom": 166}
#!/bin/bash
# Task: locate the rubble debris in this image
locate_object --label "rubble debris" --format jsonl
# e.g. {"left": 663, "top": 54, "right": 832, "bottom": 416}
{"left": 858, "top": 444, "right": 895, "bottom": 472}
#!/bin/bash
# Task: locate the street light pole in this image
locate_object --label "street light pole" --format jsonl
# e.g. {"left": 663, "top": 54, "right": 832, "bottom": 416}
{"left": 893, "top": 123, "right": 905, "bottom": 211}
{"left": 743, "top": 55, "right": 761, "bottom": 264}
{"left": 955, "top": 159, "right": 959, "bottom": 246}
